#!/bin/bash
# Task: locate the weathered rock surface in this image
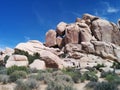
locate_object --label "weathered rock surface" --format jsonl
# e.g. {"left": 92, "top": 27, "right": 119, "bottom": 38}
{"left": 65, "top": 23, "right": 80, "bottom": 44}
{"left": 45, "top": 29, "right": 57, "bottom": 47}
{"left": 39, "top": 50, "right": 65, "bottom": 69}
{"left": 29, "top": 59, "right": 46, "bottom": 70}
{"left": 6, "top": 55, "right": 28, "bottom": 68}
{"left": 56, "top": 22, "right": 67, "bottom": 36}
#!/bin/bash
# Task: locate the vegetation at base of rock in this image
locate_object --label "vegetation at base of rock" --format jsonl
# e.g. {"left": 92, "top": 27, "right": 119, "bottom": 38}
{"left": 14, "top": 49, "right": 41, "bottom": 64}
{"left": 4, "top": 55, "right": 9, "bottom": 64}
{"left": 15, "top": 79, "right": 39, "bottom": 90}
{"left": 0, "top": 66, "right": 7, "bottom": 74}
{"left": 93, "top": 63, "right": 106, "bottom": 71}
{"left": 111, "top": 62, "right": 120, "bottom": 69}
{"left": 7, "top": 65, "right": 29, "bottom": 75}
{"left": 82, "top": 71, "right": 98, "bottom": 82}
{"left": 101, "top": 70, "right": 115, "bottom": 78}
{"left": 94, "top": 82, "right": 118, "bottom": 90}
{"left": 0, "top": 75, "right": 9, "bottom": 84}
{"left": 9, "top": 71, "right": 27, "bottom": 82}
{"left": 62, "top": 67, "right": 81, "bottom": 83}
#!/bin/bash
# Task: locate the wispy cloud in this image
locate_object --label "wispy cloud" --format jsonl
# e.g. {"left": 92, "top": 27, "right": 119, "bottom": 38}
{"left": 103, "top": 2, "right": 119, "bottom": 13}
{"left": 71, "top": 12, "right": 81, "bottom": 17}
{"left": 24, "top": 36, "right": 30, "bottom": 41}
{"left": 94, "top": 2, "right": 119, "bottom": 20}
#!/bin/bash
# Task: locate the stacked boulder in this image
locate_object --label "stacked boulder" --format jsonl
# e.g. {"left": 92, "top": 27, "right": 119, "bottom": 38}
{"left": 45, "top": 13, "right": 120, "bottom": 63}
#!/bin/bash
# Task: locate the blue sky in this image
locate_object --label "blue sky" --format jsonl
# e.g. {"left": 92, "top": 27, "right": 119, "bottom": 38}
{"left": 0, "top": 0, "right": 120, "bottom": 50}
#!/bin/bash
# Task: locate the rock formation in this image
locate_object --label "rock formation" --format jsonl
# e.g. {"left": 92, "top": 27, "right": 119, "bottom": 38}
{"left": 1, "top": 13, "right": 120, "bottom": 70}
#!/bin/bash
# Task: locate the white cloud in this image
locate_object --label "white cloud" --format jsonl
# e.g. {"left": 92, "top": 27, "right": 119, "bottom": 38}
{"left": 107, "top": 7, "right": 119, "bottom": 13}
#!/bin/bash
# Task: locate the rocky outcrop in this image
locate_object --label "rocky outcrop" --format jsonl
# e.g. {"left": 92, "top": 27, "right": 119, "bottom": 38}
{"left": 29, "top": 59, "right": 46, "bottom": 70}
{"left": 6, "top": 55, "right": 28, "bottom": 68}
{"left": 3, "top": 13, "right": 120, "bottom": 69}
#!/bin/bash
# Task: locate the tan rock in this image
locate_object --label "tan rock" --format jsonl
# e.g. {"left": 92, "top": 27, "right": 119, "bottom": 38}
{"left": 56, "top": 22, "right": 67, "bottom": 36}
{"left": 39, "top": 50, "right": 64, "bottom": 69}
{"left": 65, "top": 23, "right": 80, "bottom": 44}
{"left": 75, "top": 18, "right": 81, "bottom": 22}
{"left": 29, "top": 59, "right": 46, "bottom": 70}
{"left": 45, "top": 29, "right": 57, "bottom": 47}
{"left": 82, "top": 13, "right": 99, "bottom": 21}
{"left": 56, "top": 37, "right": 64, "bottom": 48}
{"left": 64, "top": 43, "right": 82, "bottom": 53}
{"left": 6, "top": 55, "right": 28, "bottom": 68}
{"left": 81, "top": 42, "right": 95, "bottom": 53}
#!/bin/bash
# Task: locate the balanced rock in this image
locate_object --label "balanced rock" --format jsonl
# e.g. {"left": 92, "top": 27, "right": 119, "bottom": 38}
{"left": 56, "top": 22, "right": 67, "bottom": 36}
{"left": 6, "top": 55, "right": 28, "bottom": 68}
{"left": 45, "top": 29, "right": 57, "bottom": 47}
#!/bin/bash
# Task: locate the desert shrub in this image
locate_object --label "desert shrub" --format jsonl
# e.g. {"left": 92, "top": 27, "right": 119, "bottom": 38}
{"left": 47, "top": 74, "right": 74, "bottom": 90}
{"left": 83, "top": 71, "right": 98, "bottom": 82}
{"left": 85, "top": 81, "right": 97, "bottom": 89}
{"left": 15, "top": 79, "right": 29, "bottom": 90}
{"left": 7, "top": 65, "right": 29, "bottom": 75}
{"left": 36, "top": 71, "right": 53, "bottom": 84}
{"left": 93, "top": 63, "right": 106, "bottom": 71}
{"left": 4, "top": 55, "right": 9, "bottom": 64}
{"left": 111, "top": 62, "right": 120, "bottom": 69}
{"left": 25, "top": 78, "right": 39, "bottom": 89}
{"left": 0, "top": 74, "right": 9, "bottom": 84}
{"left": 9, "top": 71, "right": 27, "bottom": 82}
{"left": 0, "top": 66, "right": 7, "bottom": 74}
{"left": 94, "top": 82, "right": 118, "bottom": 90}
{"left": 62, "top": 67, "right": 81, "bottom": 83}
{"left": 101, "top": 70, "right": 115, "bottom": 78}
{"left": 85, "top": 66, "right": 97, "bottom": 72}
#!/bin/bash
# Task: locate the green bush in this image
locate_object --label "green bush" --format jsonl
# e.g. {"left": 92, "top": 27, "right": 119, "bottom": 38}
{"left": 101, "top": 70, "right": 115, "bottom": 78}
{"left": 85, "top": 81, "right": 97, "bottom": 89}
{"left": 83, "top": 71, "right": 98, "bottom": 82}
{"left": 47, "top": 74, "right": 74, "bottom": 90}
{"left": 0, "top": 66, "right": 7, "bottom": 74}
{"left": 62, "top": 67, "right": 81, "bottom": 83}
{"left": 111, "top": 62, "right": 120, "bottom": 69}
{"left": 94, "top": 82, "right": 118, "bottom": 90}
{"left": 4, "top": 55, "right": 9, "bottom": 64}
{"left": 0, "top": 75, "right": 9, "bottom": 84}
{"left": 7, "top": 65, "right": 29, "bottom": 75}
{"left": 25, "top": 78, "right": 39, "bottom": 89}
{"left": 15, "top": 79, "right": 29, "bottom": 90}
{"left": 9, "top": 71, "right": 27, "bottom": 82}
{"left": 93, "top": 63, "right": 106, "bottom": 70}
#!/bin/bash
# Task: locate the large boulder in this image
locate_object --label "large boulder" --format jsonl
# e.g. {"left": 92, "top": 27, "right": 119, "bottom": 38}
{"left": 6, "top": 55, "right": 28, "bottom": 68}
{"left": 39, "top": 50, "right": 65, "bottom": 69}
{"left": 91, "top": 19, "right": 120, "bottom": 45}
{"left": 29, "top": 59, "right": 46, "bottom": 70}
{"left": 45, "top": 29, "right": 57, "bottom": 47}
{"left": 65, "top": 23, "right": 80, "bottom": 44}
{"left": 77, "top": 22, "right": 93, "bottom": 42}
{"left": 91, "top": 41, "right": 116, "bottom": 60}
{"left": 56, "top": 22, "right": 67, "bottom": 36}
